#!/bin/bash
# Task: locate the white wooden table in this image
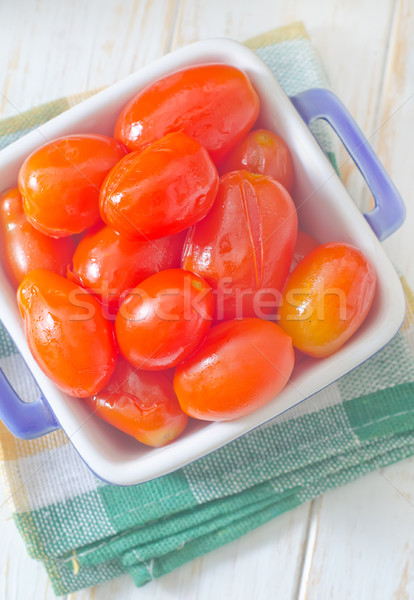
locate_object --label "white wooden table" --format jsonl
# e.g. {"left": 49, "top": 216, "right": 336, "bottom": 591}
{"left": 1, "top": 0, "right": 413, "bottom": 598}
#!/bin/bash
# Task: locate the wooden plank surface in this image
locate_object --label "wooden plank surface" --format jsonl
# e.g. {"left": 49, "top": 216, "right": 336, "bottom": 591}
{"left": 0, "top": 0, "right": 179, "bottom": 117}
{"left": 299, "top": 458, "right": 414, "bottom": 600}
{"left": 375, "top": 0, "right": 414, "bottom": 287}
{"left": 1, "top": 0, "right": 414, "bottom": 598}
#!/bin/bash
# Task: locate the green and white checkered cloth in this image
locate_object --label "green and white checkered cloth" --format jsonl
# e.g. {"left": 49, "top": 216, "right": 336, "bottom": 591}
{"left": 1, "top": 22, "right": 414, "bottom": 596}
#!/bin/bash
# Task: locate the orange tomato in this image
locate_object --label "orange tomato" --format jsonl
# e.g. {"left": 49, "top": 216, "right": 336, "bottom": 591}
{"left": 17, "top": 270, "right": 117, "bottom": 397}
{"left": 278, "top": 243, "right": 376, "bottom": 357}
{"left": 116, "top": 269, "right": 213, "bottom": 370}
{"left": 18, "top": 134, "right": 127, "bottom": 237}
{"left": 114, "top": 63, "right": 260, "bottom": 164}
{"left": 220, "top": 129, "right": 294, "bottom": 193}
{"left": 68, "top": 224, "right": 186, "bottom": 315}
{"left": 100, "top": 132, "right": 218, "bottom": 240}
{"left": 174, "top": 318, "right": 294, "bottom": 421}
{"left": 0, "top": 187, "right": 75, "bottom": 288}
{"left": 86, "top": 358, "right": 188, "bottom": 447}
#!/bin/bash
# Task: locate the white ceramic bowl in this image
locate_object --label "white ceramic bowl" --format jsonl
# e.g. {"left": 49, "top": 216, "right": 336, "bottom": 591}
{"left": 0, "top": 39, "right": 405, "bottom": 485}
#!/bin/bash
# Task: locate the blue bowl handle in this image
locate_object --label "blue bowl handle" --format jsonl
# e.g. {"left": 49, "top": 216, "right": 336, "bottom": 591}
{"left": 0, "top": 366, "right": 59, "bottom": 439}
{"left": 290, "top": 88, "right": 406, "bottom": 241}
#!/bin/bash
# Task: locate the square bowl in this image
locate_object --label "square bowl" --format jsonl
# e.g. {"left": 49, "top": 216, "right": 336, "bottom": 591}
{"left": 0, "top": 38, "right": 406, "bottom": 485}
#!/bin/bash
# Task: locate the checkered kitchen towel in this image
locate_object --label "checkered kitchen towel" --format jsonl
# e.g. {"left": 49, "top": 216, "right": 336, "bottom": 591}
{"left": 1, "top": 22, "right": 414, "bottom": 596}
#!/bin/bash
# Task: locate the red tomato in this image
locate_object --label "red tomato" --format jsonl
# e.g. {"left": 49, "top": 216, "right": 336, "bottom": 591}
{"left": 174, "top": 318, "right": 294, "bottom": 421}
{"left": 116, "top": 268, "right": 213, "bottom": 370}
{"left": 86, "top": 358, "right": 188, "bottom": 447}
{"left": 278, "top": 243, "right": 377, "bottom": 357}
{"left": 290, "top": 230, "right": 319, "bottom": 272}
{"left": 114, "top": 63, "right": 260, "bottom": 164}
{"left": 182, "top": 170, "right": 298, "bottom": 320}
{"left": 17, "top": 270, "right": 117, "bottom": 397}
{"left": 18, "top": 134, "right": 127, "bottom": 237}
{"left": 68, "top": 224, "right": 187, "bottom": 315}
{"left": 100, "top": 132, "right": 219, "bottom": 240}
{"left": 220, "top": 129, "right": 294, "bottom": 193}
{"left": 0, "top": 187, "right": 75, "bottom": 288}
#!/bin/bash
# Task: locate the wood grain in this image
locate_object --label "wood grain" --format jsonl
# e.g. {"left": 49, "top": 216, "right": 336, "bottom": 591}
{"left": 0, "top": 0, "right": 178, "bottom": 118}
{"left": 374, "top": 0, "right": 414, "bottom": 288}
{"left": 300, "top": 461, "right": 414, "bottom": 600}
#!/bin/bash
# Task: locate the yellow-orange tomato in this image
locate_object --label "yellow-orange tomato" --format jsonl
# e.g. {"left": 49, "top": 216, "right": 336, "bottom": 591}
{"left": 174, "top": 318, "right": 294, "bottom": 421}
{"left": 86, "top": 358, "right": 188, "bottom": 447}
{"left": 278, "top": 243, "right": 376, "bottom": 357}
{"left": 0, "top": 187, "right": 75, "bottom": 288}
{"left": 18, "top": 134, "right": 127, "bottom": 237}
{"left": 17, "top": 270, "right": 117, "bottom": 397}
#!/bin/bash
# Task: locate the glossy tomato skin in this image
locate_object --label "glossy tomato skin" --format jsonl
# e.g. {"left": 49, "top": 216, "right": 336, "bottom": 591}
{"left": 182, "top": 170, "right": 298, "bottom": 320}
{"left": 116, "top": 268, "right": 214, "bottom": 370}
{"left": 0, "top": 187, "right": 75, "bottom": 288}
{"left": 100, "top": 132, "right": 219, "bottom": 240}
{"left": 17, "top": 270, "right": 117, "bottom": 397}
{"left": 278, "top": 243, "right": 377, "bottom": 358}
{"left": 68, "top": 224, "right": 187, "bottom": 315}
{"left": 86, "top": 358, "right": 188, "bottom": 447}
{"left": 220, "top": 129, "right": 294, "bottom": 193}
{"left": 18, "top": 134, "right": 127, "bottom": 238}
{"left": 174, "top": 318, "right": 294, "bottom": 421}
{"left": 290, "top": 230, "right": 319, "bottom": 272}
{"left": 114, "top": 63, "right": 260, "bottom": 164}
